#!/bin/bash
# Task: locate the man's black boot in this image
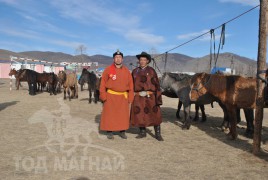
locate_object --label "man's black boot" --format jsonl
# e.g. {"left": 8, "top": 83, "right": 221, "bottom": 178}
{"left": 107, "top": 131, "right": 114, "bottom": 139}
{"left": 154, "top": 125, "right": 164, "bottom": 141}
{"left": 136, "top": 127, "right": 146, "bottom": 139}
{"left": 119, "top": 130, "right": 127, "bottom": 139}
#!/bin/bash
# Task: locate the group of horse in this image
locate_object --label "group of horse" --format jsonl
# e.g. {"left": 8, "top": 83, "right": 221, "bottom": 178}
{"left": 9, "top": 69, "right": 59, "bottom": 95}
{"left": 9, "top": 67, "right": 266, "bottom": 140}
{"left": 9, "top": 68, "right": 100, "bottom": 103}
{"left": 160, "top": 71, "right": 268, "bottom": 140}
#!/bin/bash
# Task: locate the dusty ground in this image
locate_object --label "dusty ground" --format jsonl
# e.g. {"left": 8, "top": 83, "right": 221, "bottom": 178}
{"left": 0, "top": 78, "right": 268, "bottom": 180}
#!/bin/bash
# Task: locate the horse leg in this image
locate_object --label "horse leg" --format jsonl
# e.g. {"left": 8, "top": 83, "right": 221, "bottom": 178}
{"left": 96, "top": 89, "right": 100, "bottom": 102}
{"left": 63, "top": 87, "right": 67, "bottom": 100}
{"left": 94, "top": 88, "right": 98, "bottom": 104}
{"left": 67, "top": 87, "right": 71, "bottom": 101}
{"left": 89, "top": 89, "right": 92, "bottom": 104}
{"left": 75, "top": 84, "right": 78, "bottom": 98}
{"left": 243, "top": 108, "right": 254, "bottom": 138}
{"left": 200, "top": 105, "right": 206, "bottom": 122}
{"left": 226, "top": 105, "right": 237, "bottom": 140}
{"left": 182, "top": 102, "right": 191, "bottom": 130}
{"left": 236, "top": 108, "right": 241, "bottom": 124}
{"left": 193, "top": 104, "right": 199, "bottom": 121}
{"left": 81, "top": 83, "right": 83, "bottom": 91}
{"left": 16, "top": 79, "right": 19, "bottom": 90}
{"left": 219, "top": 102, "right": 229, "bottom": 131}
{"left": 28, "top": 82, "right": 32, "bottom": 95}
{"left": 176, "top": 100, "right": 182, "bottom": 119}
{"left": 49, "top": 83, "right": 53, "bottom": 95}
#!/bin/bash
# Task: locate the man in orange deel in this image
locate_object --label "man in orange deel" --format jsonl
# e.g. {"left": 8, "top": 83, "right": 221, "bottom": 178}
{"left": 99, "top": 50, "right": 134, "bottom": 139}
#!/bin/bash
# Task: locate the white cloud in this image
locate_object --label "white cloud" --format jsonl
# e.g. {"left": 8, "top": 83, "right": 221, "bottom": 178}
{"left": 177, "top": 29, "right": 230, "bottom": 42}
{"left": 177, "top": 30, "right": 210, "bottom": 40}
{"left": 0, "top": 28, "right": 41, "bottom": 40}
{"left": 50, "top": 0, "right": 164, "bottom": 46}
{"left": 0, "top": 27, "right": 83, "bottom": 49}
{"left": 219, "top": 0, "right": 259, "bottom": 6}
{"left": 125, "top": 30, "right": 165, "bottom": 45}
{"left": 18, "top": 12, "right": 79, "bottom": 38}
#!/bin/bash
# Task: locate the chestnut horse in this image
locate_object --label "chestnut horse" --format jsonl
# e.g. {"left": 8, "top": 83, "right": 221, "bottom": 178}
{"left": 9, "top": 68, "right": 27, "bottom": 90}
{"left": 190, "top": 73, "right": 256, "bottom": 139}
{"left": 58, "top": 71, "right": 78, "bottom": 101}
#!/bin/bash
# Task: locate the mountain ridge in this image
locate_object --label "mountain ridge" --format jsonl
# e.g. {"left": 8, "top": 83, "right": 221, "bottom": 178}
{"left": 0, "top": 49, "right": 258, "bottom": 76}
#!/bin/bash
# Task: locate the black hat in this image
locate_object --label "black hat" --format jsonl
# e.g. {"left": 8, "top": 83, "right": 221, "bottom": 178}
{"left": 113, "top": 49, "right": 123, "bottom": 58}
{"left": 136, "top": 51, "right": 151, "bottom": 63}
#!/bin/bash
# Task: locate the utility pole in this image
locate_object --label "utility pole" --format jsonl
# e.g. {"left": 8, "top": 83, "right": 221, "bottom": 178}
{"left": 253, "top": 0, "right": 268, "bottom": 155}
{"left": 230, "top": 55, "right": 235, "bottom": 75}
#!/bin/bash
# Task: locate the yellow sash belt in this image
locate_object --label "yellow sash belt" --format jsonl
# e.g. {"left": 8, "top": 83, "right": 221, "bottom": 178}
{"left": 107, "top": 89, "right": 128, "bottom": 99}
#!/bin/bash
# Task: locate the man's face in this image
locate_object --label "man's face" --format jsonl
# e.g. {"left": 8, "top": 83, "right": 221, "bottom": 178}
{"left": 114, "top": 55, "right": 123, "bottom": 65}
{"left": 139, "top": 57, "right": 149, "bottom": 68}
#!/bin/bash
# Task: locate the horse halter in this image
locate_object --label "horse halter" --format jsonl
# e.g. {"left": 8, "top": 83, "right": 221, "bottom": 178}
{"left": 190, "top": 74, "right": 212, "bottom": 97}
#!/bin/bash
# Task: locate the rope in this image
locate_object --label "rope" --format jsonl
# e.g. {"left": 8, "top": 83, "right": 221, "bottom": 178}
{"left": 215, "top": 24, "right": 226, "bottom": 68}
{"left": 151, "top": 58, "right": 162, "bottom": 75}
{"left": 152, "top": 4, "right": 260, "bottom": 71}
{"left": 209, "top": 29, "right": 215, "bottom": 73}
{"left": 164, "top": 52, "right": 168, "bottom": 73}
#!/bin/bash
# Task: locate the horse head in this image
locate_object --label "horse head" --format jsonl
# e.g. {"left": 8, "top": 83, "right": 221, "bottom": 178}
{"left": 58, "top": 71, "right": 66, "bottom": 84}
{"left": 159, "top": 72, "right": 171, "bottom": 91}
{"left": 190, "top": 72, "right": 209, "bottom": 102}
{"left": 79, "top": 70, "right": 90, "bottom": 85}
{"left": 8, "top": 68, "right": 17, "bottom": 76}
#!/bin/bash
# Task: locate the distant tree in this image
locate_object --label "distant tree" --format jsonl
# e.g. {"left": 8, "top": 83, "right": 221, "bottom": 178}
{"left": 75, "top": 44, "right": 87, "bottom": 63}
{"left": 76, "top": 44, "right": 87, "bottom": 55}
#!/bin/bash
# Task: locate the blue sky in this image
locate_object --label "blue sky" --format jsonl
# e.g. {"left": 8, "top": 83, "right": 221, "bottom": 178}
{"left": 0, "top": 0, "right": 260, "bottom": 59}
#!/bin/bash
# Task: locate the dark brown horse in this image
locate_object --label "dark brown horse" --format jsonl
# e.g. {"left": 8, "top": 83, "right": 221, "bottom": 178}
{"left": 78, "top": 69, "right": 99, "bottom": 103}
{"left": 36, "top": 72, "right": 57, "bottom": 95}
{"left": 190, "top": 73, "right": 256, "bottom": 139}
{"left": 58, "top": 71, "right": 78, "bottom": 100}
{"left": 17, "top": 69, "right": 38, "bottom": 95}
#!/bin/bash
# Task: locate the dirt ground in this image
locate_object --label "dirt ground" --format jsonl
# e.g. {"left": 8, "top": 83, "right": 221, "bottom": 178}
{"left": 0, "top": 78, "right": 268, "bottom": 180}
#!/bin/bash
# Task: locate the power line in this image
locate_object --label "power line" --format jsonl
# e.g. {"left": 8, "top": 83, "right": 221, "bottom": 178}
{"left": 152, "top": 4, "right": 260, "bottom": 60}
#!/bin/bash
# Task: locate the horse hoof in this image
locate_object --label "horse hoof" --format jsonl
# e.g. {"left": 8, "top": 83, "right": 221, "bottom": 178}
{"left": 181, "top": 125, "right": 190, "bottom": 130}
{"left": 176, "top": 112, "right": 180, "bottom": 119}
{"left": 226, "top": 132, "right": 237, "bottom": 140}
{"left": 193, "top": 117, "right": 199, "bottom": 122}
{"left": 201, "top": 118, "right": 207, "bottom": 122}
{"left": 244, "top": 130, "right": 254, "bottom": 139}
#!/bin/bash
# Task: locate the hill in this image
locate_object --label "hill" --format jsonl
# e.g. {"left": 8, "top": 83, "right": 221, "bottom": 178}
{"left": 0, "top": 49, "right": 258, "bottom": 76}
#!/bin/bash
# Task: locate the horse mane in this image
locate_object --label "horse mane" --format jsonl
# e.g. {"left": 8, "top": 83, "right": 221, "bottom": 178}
{"left": 167, "top": 72, "right": 192, "bottom": 81}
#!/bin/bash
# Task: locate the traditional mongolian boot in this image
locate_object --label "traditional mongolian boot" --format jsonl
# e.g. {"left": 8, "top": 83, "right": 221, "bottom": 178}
{"left": 154, "top": 125, "right": 164, "bottom": 141}
{"left": 107, "top": 131, "right": 114, "bottom": 140}
{"left": 119, "top": 130, "right": 127, "bottom": 139}
{"left": 136, "top": 127, "right": 146, "bottom": 139}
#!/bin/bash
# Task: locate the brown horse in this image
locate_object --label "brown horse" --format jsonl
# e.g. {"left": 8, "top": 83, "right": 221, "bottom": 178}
{"left": 190, "top": 73, "right": 257, "bottom": 139}
{"left": 9, "top": 68, "right": 27, "bottom": 90}
{"left": 58, "top": 71, "right": 78, "bottom": 100}
{"left": 36, "top": 72, "right": 57, "bottom": 95}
